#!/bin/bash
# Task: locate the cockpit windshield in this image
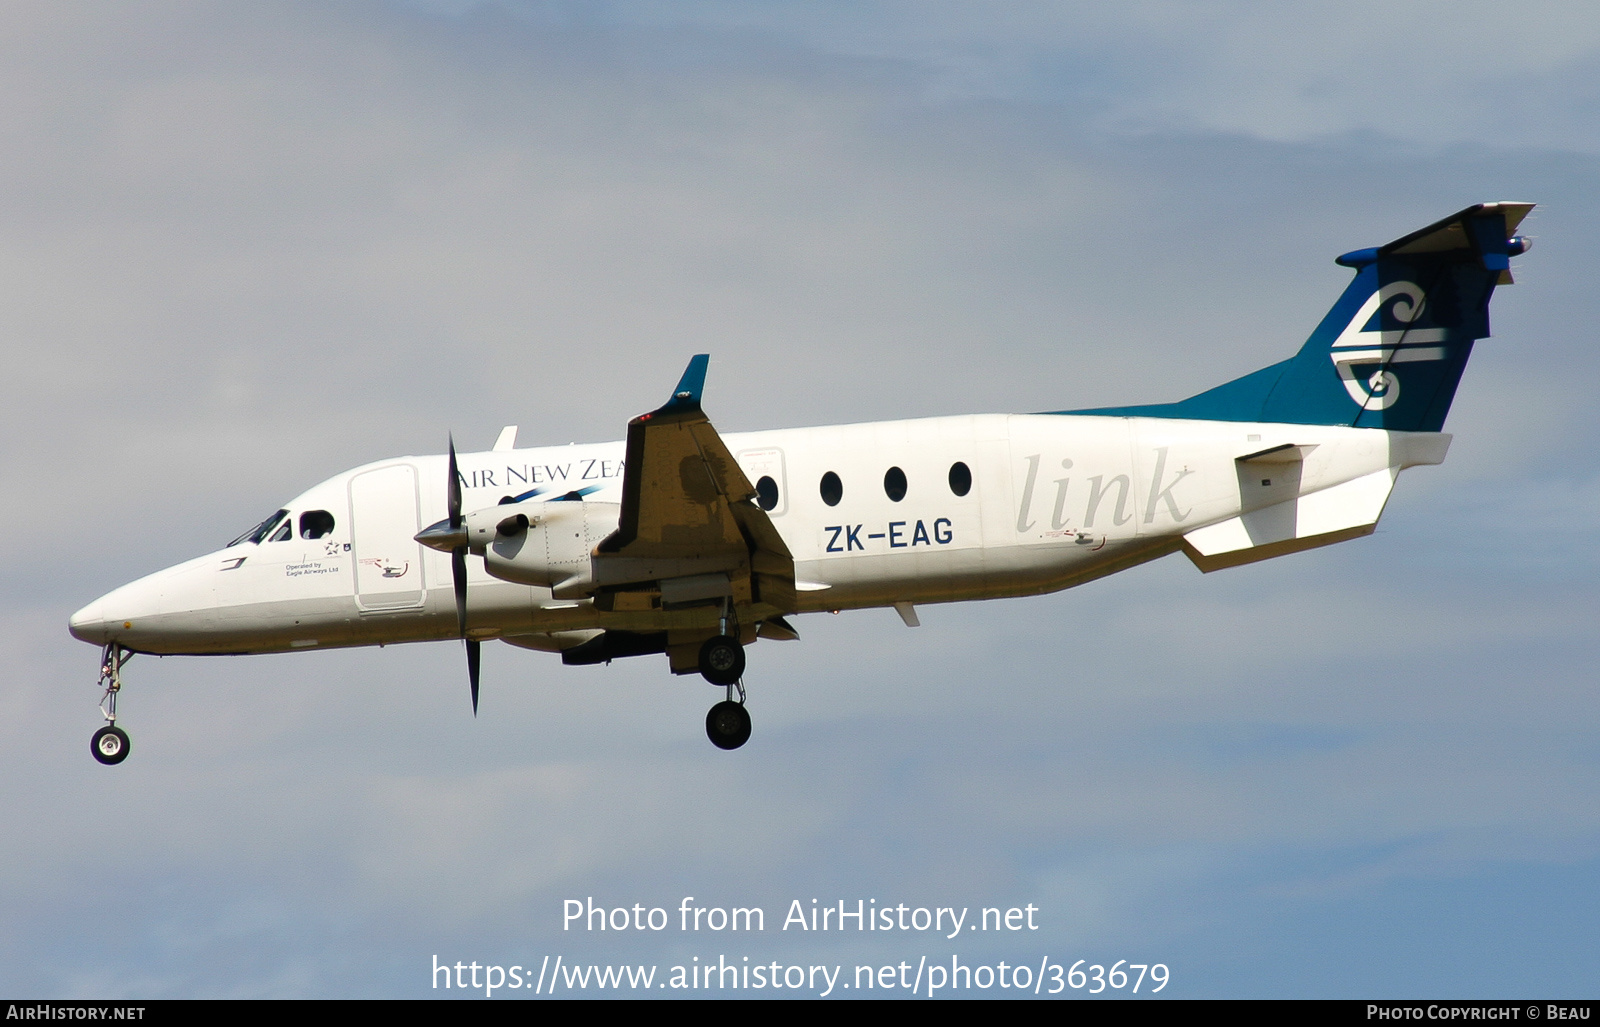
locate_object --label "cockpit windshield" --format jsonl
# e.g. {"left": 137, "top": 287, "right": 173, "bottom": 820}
{"left": 228, "top": 509, "right": 289, "bottom": 548}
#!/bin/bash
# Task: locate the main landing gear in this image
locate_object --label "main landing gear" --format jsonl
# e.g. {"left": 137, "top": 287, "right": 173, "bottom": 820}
{"left": 92, "top": 644, "right": 131, "bottom": 765}
{"left": 698, "top": 634, "right": 751, "bottom": 750}
{"left": 698, "top": 635, "right": 745, "bottom": 686}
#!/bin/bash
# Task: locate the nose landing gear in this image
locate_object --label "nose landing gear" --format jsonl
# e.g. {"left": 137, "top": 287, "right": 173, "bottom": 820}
{"left": 92, "top": 724, "right": 130, "bottom": 765}
{"left": 91, "top": 644, "right": 132, "bottom": 766}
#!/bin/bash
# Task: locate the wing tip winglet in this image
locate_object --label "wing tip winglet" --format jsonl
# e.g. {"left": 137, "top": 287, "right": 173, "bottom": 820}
{"left": 657, "top": 354, "right": 710, "bottom": 414}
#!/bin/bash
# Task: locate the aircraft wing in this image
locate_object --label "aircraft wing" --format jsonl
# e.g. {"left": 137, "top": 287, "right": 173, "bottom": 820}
{"left": 594, "top": 356, "right": 797, "bottom": 616}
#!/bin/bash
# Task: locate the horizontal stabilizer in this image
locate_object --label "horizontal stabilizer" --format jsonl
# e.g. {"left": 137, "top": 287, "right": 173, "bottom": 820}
{"left": 1377, "top": 201, "right": 1534, "bottom": 284}
{"left": 1181, "top": 468, "right": 1397, "bottom": 573}
{"left": 1238, "top": 443, "right": 1318, "bottom": 464}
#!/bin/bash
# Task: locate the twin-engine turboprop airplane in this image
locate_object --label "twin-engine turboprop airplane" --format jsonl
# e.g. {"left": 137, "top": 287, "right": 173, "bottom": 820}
{"left": 69, "top": 203, "right": 1533, "bottom": 761}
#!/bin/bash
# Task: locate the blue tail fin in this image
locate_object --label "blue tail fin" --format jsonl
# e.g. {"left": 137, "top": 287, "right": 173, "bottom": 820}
{"left": 1068, "top": 203, "right": 1533, "bottom": 432}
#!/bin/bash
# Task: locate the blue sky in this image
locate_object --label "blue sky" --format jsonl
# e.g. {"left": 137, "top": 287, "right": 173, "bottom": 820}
{"left": 2, "top": 0, "right": 1598, "bottom": 998}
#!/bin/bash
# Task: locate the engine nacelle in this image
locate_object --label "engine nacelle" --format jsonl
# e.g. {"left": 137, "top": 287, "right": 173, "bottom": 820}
{"left": 467, "top": 499, "right": 621, "bottom": 596}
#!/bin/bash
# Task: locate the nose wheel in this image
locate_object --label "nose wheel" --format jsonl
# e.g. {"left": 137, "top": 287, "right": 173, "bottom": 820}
{"left": 92, "top": 725, "right": 130, "bottom": 765}
{"left": 91, "top": 644, "right": 132, "bottom": 766}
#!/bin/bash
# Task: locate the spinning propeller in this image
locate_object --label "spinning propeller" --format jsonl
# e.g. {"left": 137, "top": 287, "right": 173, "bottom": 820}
{"left": 415, "top": 436, "right": 480, "bottom": 715}
{"left": 449, "top": 437, "right": 481, "bottom": 715}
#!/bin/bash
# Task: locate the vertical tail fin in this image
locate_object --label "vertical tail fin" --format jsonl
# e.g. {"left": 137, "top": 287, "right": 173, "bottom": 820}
{"left": 1068, "top": 203, "right": 1534, "bottom": 431}
{"left": 1261, "top": 202, "right": 1533, "bottom": 431}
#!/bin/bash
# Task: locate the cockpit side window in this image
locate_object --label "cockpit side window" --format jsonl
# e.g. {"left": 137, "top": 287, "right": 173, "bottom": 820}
{"left": 269, "top": 519, "right": 293, "bottom": 542}
{"left": 299, "top": 510, "right": 335, "bottom": 539}
{"left": 229, "top": 509, "right": 289, "bottom": 548}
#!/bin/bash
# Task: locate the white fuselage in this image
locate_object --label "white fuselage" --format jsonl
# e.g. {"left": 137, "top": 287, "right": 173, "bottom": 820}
{"left": 68, "top": 413, "right": 1448, "bottom": 656}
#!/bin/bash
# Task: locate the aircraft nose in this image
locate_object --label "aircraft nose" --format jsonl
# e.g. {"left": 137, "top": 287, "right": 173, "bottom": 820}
{"left": 68, "top": 597, "right": 109, "bottom": 645}
{"left": 68, "top": 557, "right": 218, "bottom": 653}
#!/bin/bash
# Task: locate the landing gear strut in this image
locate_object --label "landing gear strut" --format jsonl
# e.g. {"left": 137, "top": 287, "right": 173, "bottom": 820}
{"left": 92, "top": 644, "right": 131, "bottom": 765}
{"left": 700, "top": 605, "right": 751, "bottom": 749}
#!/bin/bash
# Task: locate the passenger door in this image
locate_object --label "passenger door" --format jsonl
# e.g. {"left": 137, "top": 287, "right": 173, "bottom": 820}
{"left": 349, "top": 464, "right": 427, "bottom": 611}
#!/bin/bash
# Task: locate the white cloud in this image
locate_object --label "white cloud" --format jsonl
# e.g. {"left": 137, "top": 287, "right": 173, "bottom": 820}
{"left": 419, "top": 1, "right": 1600, "bottom": 150}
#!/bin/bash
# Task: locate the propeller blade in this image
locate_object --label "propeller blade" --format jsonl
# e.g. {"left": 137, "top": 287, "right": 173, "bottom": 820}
{"left": 452, "top": 546, "right": 468, "bottom": 636}
{"left": 447, "top": 433, "right": 479, "bottom": 715}
{"left": 447, "top": 434, "right": 463, "bottom": 529}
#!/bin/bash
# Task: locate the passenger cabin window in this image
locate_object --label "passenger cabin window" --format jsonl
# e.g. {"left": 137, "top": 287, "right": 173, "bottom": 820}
{"left": 755, "top": 476, "right": 780, "bottom": 512}
{"left": 948, "top": 461, "right": 972, "bottom": 497}
{"left": 883, "top": 466, "right": 907, "bottom": 502}
{"left": 269, "top": 519, "right": 293, "bottom": 542}
{"left": 300, "top": 510, "right": 336, "bottom": 539}
{"left": 819, "top": 471, "right": 843, "bottom": 507}
{"left": 229, "top": 509, "right": 288, "bottom": 548}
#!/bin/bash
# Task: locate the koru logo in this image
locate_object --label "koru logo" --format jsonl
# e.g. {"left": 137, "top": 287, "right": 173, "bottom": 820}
{"left": 1328, "top": 281, "right": 1446, "bottom": 410}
